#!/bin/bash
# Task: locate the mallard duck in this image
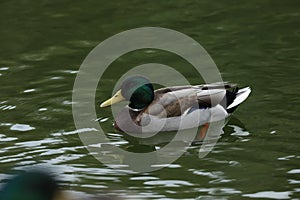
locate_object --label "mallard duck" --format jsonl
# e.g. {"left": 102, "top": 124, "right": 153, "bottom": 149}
{"left": 100, "top": 75, "right": 251, "bottom": 134}
{"left": 0, "top": 171, "right": 119, "bottom": 200}
{"left": 0, "top": 170, "right": 67, "bottom": 200}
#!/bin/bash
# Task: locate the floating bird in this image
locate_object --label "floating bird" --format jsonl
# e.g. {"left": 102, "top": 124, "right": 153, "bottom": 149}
{"left": 0, "top": 170, "right": 120, "bottom": 200}
{"left": 100, "top": 76, "right": 251, "bottom": 134}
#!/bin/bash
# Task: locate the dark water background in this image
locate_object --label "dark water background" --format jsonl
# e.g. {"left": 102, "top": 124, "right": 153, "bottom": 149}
{"left": 0, "top": 0, "right": 299, "bottom": 199}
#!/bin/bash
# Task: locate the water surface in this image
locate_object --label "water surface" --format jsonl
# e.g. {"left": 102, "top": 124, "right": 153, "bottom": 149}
{"left": 0, "top": 0, "right": 299, "bottom": 199}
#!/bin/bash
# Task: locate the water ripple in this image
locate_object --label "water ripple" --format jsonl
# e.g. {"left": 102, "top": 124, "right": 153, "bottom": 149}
{"left": 144, "top": 180, "right": 194, "bottom": 187}
{"left": 243, "top": 191, "right": 292, "bottom": 199}
{"left": 10, "top": 124, "right": 35, "bottom": 131}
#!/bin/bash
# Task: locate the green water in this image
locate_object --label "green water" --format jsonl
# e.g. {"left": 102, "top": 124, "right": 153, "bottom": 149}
{"left": 0, "top": 0, "right": 299, "bottom": 199}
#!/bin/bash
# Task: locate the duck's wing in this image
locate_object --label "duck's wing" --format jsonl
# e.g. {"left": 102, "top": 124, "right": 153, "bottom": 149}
{"left": 142, "top": 83, "right": 234, "bottom": 118}
{"left": 145, "top": 88, "right": 199, "bottom": 117}
{"left": 154, "top": 82, "right": 237, "bottom": 109}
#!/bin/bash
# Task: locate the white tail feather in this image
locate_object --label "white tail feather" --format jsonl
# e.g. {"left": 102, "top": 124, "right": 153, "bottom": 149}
{"left": 227, "top": 87, "right": 251, "bottom": 109}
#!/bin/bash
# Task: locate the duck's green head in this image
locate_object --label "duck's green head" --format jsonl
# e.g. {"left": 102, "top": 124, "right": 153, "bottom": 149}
{"left": 100, "top": 75, "right": 154, "bottom": 110}
{"left": 0, "top": 170, "right": 65, "bottom": 200}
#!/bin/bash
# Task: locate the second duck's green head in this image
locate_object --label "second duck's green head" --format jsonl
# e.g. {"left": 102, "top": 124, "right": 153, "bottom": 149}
{"left": 100, "top": 75, "right": 154, "bottom": 110}
{"left": 0, "top": 170, "right": 64, "bottom": 200}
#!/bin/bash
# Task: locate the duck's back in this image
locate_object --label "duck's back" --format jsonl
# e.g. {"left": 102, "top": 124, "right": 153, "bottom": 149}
{"left": 144, "top": 83, "right": 237, "bottom": 118}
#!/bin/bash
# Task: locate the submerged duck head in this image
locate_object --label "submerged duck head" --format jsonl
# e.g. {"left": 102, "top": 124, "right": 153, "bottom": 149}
{"left": 100, "top": 75, "right": 154, "bottom": 110}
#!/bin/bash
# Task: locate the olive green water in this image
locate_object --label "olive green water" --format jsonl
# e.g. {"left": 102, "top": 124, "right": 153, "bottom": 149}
{"left": 0, "top": 0, "right": 299, "bottom": 199}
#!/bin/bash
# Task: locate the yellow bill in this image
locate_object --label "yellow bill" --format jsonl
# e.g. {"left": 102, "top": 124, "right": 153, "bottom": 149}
{"left": 100, "top": 90, "right": 125, "bottom": 107}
